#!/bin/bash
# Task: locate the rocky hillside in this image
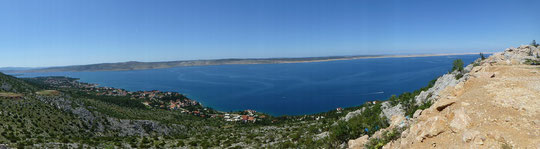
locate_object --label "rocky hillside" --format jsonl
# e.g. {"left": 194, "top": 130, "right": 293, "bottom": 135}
{"left": 0, "top": 71, "right": 364, "bottom": 148}
{"left": 348, "top": 45, "right": 540, "bottom": 148}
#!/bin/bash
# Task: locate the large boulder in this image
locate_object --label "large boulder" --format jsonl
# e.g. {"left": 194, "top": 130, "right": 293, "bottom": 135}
{"left": 449, "top": 108, "right": 471, "bottom": 132}
{"left": 415, "top": 116, "right": 448, "bottom": 142}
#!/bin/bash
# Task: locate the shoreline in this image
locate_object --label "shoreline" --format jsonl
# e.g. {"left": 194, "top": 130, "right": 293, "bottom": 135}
{"left": 278, "top": 53, "right": 486, "bottom": 64}
{"left": 7, "top": 52, "right": 487, "bottom": 73}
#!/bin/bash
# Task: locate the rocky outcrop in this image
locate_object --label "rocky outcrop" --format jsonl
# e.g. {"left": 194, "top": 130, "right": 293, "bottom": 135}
{"left": 383, "top": 45, "right": 540, "bottom": 148}
{"left": 414, "top": 63, "right": 473, "bottom": 105}
{"left": 341, "top": 107, "right": 366, "bottom": 121}
{"left": 487, "top": 45, "right": 540, "bottom": 65}
{"left": 348, "top": 135, "right": 369, "bottom": 149}
{"left": 106, "top": 118, "right": 183, "bottom": 136}
{"left": 348, "top": 45, "right": 540, "bottom": 149}
{"left": 381, "top": 102, "right": 404, "bottom": 120}
{"left": 346, "top": 52, "right": 477, "bottom": 149}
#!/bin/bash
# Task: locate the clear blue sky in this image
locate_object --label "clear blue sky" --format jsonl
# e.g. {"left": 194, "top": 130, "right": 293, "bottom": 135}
{"left": 1, "top": 0, "right": 539, "bottom": 67}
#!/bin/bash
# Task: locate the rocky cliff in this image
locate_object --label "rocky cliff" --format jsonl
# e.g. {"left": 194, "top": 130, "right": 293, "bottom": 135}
{"left": 349, "top": 45, "right": 540, "bottom": 148}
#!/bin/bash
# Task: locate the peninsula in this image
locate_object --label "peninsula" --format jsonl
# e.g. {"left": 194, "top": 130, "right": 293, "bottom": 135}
{"left": 6, "top": 53, "right": 480, "bottom": 73}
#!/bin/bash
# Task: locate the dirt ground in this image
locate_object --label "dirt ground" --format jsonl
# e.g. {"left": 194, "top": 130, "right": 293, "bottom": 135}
{"left": 386, "top": 63, "right": 540, "bottom": 148}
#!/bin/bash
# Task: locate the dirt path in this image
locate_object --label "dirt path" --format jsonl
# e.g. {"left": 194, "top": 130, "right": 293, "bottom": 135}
{"left": 386, "top": 62, "right": 540, "bottom": 148}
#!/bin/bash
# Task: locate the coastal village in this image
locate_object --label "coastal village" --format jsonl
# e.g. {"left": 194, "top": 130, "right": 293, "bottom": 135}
{"left": 34, "top": 76, "right": 267, "bottom": 123}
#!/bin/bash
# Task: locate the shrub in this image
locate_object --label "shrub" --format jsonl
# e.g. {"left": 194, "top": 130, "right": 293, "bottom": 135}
{"left": 328, "top": 103, "right": 389, "bottom": 147}
{"left": 524, "top": 59, "right": 540, "bottom": 65}
{"left": 455, "top": 73, "right": 463, "bottom": 80}
{"left": 480, "top": 53, "right": 486, "bottom": 60}
{"left": 501, "top": 142, "right": 512, "bottom": 149}
{"left": 531, "top": 40, "right": 539, "bottom": 47}
{"left": 451, "top": 59, "right": 464, "bottom": 73}
{"left": 451, "top": 59, "right": 464, "bottom": 79}
{"left": 364, "top": 127, "right": 402, "bottom": 149}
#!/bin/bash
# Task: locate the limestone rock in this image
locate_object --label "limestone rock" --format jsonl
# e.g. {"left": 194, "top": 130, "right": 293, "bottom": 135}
{"left": 449, "top": 108, "right": 471, "bottom": 132}
{"left": 501, "top": 45, "right": 539, "bottom": 64}
{"left": 390, "top": 115, "right": 407, "bottom": 128}
{"left": 342, "top": 107, "right": 366, "bottom": 121}
{"left": 413, "top": 109, "right": 422, "bottom": 118}
{"left": 414, "top": 69, "right": 467, "bottom": 105}
{"left": 379, "top": 45, "right": 540, "bottom": 148}
{"left": 381, "top": 102, "right": 404, "bottom": 122}
{"left": 474, "top": 134, "right": 486, "bottom": 145}
{"left": 462, "top": 130, "right": 480, "bottom": 143}
{"left": 416, "top": 116, "right": 448, "bottom": 142}
{"left": 348, "top": 135, "right": 369, "bottom": 149}
{"left": 434, "top": 99, "right": 455, "bottom": 112}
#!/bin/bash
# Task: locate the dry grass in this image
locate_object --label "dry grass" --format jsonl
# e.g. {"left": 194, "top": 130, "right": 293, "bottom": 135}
{"left": 0, "top": 92, "right": 23, "bottom": 98}
{"left": 36, "top": 90, "right": 61, "bottom": 96}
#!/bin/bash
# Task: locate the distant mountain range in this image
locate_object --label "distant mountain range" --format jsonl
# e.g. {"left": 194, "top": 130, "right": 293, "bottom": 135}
{"left": 3, "top": 53, "right": 479, "bottom": 73}
{"left": 0, "top": 67, "right": 35, "bottom": 71}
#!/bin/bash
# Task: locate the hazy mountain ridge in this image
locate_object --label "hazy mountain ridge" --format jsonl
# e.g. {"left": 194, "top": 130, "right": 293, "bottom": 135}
{"left": 6, "top": 53, "right": 480, "bottom": 73}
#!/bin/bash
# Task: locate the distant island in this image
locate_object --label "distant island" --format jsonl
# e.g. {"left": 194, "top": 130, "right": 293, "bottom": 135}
{"left": 6, "top": 53, "right": 481, "bottom": 73}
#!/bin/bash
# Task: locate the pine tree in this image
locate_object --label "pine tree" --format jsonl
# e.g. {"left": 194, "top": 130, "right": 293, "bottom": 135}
{"left": 480, "top": 53, "right": 486, "bottom": 60}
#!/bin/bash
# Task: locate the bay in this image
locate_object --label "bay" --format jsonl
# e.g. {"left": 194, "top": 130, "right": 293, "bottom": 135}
{"left": 18, "top": 55, "right": 480, "bottom": 116}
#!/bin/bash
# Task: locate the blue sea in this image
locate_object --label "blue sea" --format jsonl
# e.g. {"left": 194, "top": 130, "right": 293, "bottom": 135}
{"left": 18, "top": 55, "right": 480, "bottom": 116}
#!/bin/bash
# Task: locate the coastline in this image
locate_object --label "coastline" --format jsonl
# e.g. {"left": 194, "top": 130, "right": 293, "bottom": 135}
{"left": 278, "top": 53, "right": 486, "bottom": 64}
{"left": 13, "top": 54, "right": 483, "bottom": 116}
{"left": 7, "top": 52, "right": 487, "bottom": 73}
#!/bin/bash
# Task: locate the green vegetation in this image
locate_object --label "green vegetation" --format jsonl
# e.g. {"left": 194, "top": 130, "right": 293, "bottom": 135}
{"left": 364, "top": 127, "right": 404, "bottom": 149}
{"left": 0, "top": 73, "right": 38, "bottom": 93}
{"left": 328, "top": 77, "right": 438, "bottom": 147}
{"left": 0, "top": 94, "right": 91, "bottom": 146}
{"left": 328, "top": 103, "right": 388, "bottom": 147}
{"left": 502, "top": 142, "right": 512, "bottom": 149}
{"left": 480, "top": 53, "right": 486, "bottom": 60}
{"left": 452, "top": 59, "right": 464, "bottom": 79}
{"left": 452, "top": 59, "right": 464, "bottom": 72}
{"left": 0, "top": 72, "right": 346, "bottom": 148}
{"left": 531, "top": 40, "right": 539, "bottom": 47}
{"left": 524, "top": 59, "right": 540, "bottom": 65}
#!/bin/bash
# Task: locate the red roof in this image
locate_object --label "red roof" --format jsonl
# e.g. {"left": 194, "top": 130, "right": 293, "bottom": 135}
{"left": 241, "top": 115, "right": 248, "bottom": 120}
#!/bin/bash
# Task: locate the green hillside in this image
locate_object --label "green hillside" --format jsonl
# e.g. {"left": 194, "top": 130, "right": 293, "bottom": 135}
{"left": 0, "top": 70, "right": 444, "bottom": 148}
{"left": 0, "top": 72, "right": 339, "bottom": 148}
